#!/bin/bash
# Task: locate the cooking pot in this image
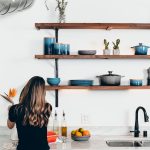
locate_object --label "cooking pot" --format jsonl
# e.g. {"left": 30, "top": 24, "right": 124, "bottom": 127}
{"left": 96, "top": 71, "right": 124, "bottom": 86}
{"left": 131, "top": 43, "right": 150, "bottom": 55}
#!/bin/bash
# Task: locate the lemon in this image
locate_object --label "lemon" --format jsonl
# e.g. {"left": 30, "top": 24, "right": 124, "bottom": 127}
{"left": 75, "top": 131, "right": 82, "bottom": 137}
{"left": 71, "top": 130, "right": 76, "bottom": 135}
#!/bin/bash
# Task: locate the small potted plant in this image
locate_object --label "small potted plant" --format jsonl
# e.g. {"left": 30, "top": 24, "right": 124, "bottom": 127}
{"left": 112, "top": 39, "right": 120, "bottom": 55}
{"left": 103, "top": 39, "right": 110, "bottom": 55}
{"left": 55, "top": 0, "right": 68, "bottom": 23}
{"left": 45, "top": 0, "right": 68, "bottom": 23}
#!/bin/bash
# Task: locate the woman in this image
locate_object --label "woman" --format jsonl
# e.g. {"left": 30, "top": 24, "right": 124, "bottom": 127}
{"left": 7, "top": 76, "right": 52, "bottom": 150}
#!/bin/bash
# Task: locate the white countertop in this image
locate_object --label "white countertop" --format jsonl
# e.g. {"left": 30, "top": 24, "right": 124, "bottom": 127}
{"left": 50, "top": 135, "right": 150, "bottom": 150}
{"left": 1, "top": 135, "right": 150, "bottom": 150}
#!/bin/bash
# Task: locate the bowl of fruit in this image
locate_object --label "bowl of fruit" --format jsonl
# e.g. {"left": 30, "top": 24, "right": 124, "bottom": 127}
{"left": 71, "top": 128, "right": 91, "bottom": 141}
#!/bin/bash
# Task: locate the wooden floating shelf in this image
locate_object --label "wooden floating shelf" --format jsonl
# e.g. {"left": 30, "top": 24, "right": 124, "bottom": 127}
{"left": 45, "top": 85, "right": 150, "bottom": 90}
{"left": 35, "top": 23, "right": 150, "bottom": 30}
{"left": 35, "top": 55, "right": 150, "bottom": 59}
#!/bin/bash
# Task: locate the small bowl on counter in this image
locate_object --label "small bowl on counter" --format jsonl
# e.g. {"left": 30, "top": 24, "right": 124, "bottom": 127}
{"left": 71, "top": 135, "right": 90, "bottom": 141}
{"left": 130, "top": 79, "right": 143, "bottom": 86}
{"left": 47, "top": 78, "right": 60, "bottom": 86}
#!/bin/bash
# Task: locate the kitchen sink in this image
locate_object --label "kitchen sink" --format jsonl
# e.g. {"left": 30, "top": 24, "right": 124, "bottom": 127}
{"left": 106, "top": 140, "right": 150, "bottom": 147}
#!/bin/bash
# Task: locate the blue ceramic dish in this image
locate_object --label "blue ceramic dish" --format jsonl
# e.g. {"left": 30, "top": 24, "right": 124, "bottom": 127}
{"left": 47, "top": 78, "right": 60, "bottom": 86}
{"left": 70, "top": 80, "right": 93, "bottom": 86}
{"left": 44, "top": 37, "right": 56, "bottom": 55}
{"left": 131, "top": 43, "right": 150, "bottom": 55}
{"left": 130, "top": 79, "right": 143, "bottom": 86}
{"left": 61, "top": 44, "right": 70, "bottom": 55}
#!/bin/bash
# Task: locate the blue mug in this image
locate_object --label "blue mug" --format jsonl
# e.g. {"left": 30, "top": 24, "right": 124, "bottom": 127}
{"left": 44, "top": 37, "right": 56, "bottom": 55}
{"left": 52, "top": 43, "right": 62, "bottom": 55}
{"left": 130, "top": 79, "right": 143, "bottom": 86}
{"left": 61, "top": 44, "right": 70, "bottom": 55}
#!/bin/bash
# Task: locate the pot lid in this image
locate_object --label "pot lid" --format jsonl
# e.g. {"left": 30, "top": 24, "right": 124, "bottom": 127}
{"left": 101, "top": 71, "right": 121, "bottom": 77}
{"left": 131, "top": 43, "right": 150, "bottom": 48}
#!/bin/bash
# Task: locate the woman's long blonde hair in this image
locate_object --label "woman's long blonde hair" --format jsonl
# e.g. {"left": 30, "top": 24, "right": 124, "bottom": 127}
{"left": 19, "top": 76, "right": 52, "bottom": 127}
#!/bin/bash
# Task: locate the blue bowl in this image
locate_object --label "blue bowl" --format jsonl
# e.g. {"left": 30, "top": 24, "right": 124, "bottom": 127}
{"left": 47, "top": 78, "right": 60, "bottom": 86}
{"left": 130, "top": 79, "right": 143, "bottom": 86}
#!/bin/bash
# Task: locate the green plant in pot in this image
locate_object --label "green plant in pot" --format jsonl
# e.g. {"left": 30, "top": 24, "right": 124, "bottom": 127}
{"left": 112, "top": 39, "right": 120, "bottom": 55}
{"left": 45, "top": 0, "right": 68, "bottom": 23}
{"left": 55, "top": 0, "right": 68, "bottom": 23}
{"left": 103, "top": 39, "right": 110, "bottom": 55}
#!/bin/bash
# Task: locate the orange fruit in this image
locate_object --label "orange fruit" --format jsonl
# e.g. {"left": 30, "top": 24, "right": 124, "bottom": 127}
{"left": 47, "top": 131, "right": 56, "bottom": 136}
{"left": 75, "top": 131, "right": 82, "bottom": 137}
{"left": 82, "top": 130, "right": 90, "bottom": 136}
{"left": 47, "top": 131, "right": 57, "bottom": 143}
{"left": 47, "top": 135, "right": 57, "bottom": 143}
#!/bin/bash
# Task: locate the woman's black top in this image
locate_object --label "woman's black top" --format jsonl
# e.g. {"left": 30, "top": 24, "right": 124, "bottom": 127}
{"left": 9, "top": 104, "right": 51, "bottom": 150}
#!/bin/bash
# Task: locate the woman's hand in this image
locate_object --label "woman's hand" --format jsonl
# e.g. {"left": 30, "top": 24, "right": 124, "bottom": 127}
{"left": 7, "top": 120, "right": 15, "bottom": 129}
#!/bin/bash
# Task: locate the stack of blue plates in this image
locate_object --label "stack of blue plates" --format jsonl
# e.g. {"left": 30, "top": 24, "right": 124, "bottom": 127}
{"left": 69, "top": 80, "right": 93, "bottom": 86}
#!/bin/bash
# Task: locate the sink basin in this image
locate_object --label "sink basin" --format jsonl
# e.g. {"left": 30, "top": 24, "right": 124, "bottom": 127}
{"left": 106, "top": 140, "right": 150, "bottom": 147}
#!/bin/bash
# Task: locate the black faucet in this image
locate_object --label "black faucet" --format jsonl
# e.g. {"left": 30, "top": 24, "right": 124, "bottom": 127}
{"left": 130, "top": 106, "right": 149, "bottom": 137}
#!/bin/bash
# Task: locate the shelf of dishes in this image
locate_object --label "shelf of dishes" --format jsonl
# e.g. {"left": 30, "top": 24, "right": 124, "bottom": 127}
{"left": 41, "top": 37, "right": 150, "bottom": 56}
{"left": 45, "top": 85, "right": 150, "bottom": 90}
{"left": 38, "top": 37, "right": 150, "bottom": 58}
{"left": 46, "top": 70, "right": 150, "bottom": 89}
{"left": 35, "top": 55, "right": 150, "bottom": 59}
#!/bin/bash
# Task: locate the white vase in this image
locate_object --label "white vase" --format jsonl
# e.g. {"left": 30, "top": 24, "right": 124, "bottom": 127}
{"left": 103, "top": 49, "right": 111, "bottom": 55}
{"left": 113, "top": 49, "right": 120, "bottom": 55}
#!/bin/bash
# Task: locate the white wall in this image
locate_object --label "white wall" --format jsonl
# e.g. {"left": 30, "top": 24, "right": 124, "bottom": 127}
{"left": 0, "top": 0, "right": 150, "bottom": 127}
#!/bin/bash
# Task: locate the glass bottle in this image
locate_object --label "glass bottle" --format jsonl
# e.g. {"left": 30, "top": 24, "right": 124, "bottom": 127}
{"left": 47, "top": 113, "right": 53, "bottom": 131}
{"left": 53, "top": 110, "right": 59, "bottom": 135}
{"left": 61, "top": 111, "right": 67, "bottom": 137}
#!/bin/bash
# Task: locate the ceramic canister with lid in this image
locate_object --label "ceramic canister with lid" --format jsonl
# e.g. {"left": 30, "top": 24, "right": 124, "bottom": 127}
{"left": 44, "top": 37, "right": 56, "bottom": 55}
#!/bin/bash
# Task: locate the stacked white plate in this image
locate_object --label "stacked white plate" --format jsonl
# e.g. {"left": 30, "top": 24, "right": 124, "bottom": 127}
{"left": 0, "top": 0, "right": 34, "bottom": 15}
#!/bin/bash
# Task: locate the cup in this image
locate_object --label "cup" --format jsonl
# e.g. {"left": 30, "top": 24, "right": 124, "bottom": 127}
{"left": 44, "top": 37, "right": 56, "bottom": 55}
{"left": 52, "top": 43, "right": 62, "bottom": 55}
{"left": 61, "top": 44, "right": 70, "bottom": 55}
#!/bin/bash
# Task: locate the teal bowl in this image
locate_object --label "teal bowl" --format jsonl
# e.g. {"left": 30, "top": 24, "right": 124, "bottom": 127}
{"left": 47, "top": 78, "right": 60, "bottom": 86}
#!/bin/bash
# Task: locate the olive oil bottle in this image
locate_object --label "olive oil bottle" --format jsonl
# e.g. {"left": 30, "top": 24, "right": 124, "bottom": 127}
{"left": 61, "top": 111, "right": 67, "bottom": 137}
{"left": 53, "top": 110, "right": 59, "bottom": 135}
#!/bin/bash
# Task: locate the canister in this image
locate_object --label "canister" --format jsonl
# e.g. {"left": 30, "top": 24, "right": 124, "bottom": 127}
{"left": 44, "top": 37, "right": 56, "bottom": 55}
